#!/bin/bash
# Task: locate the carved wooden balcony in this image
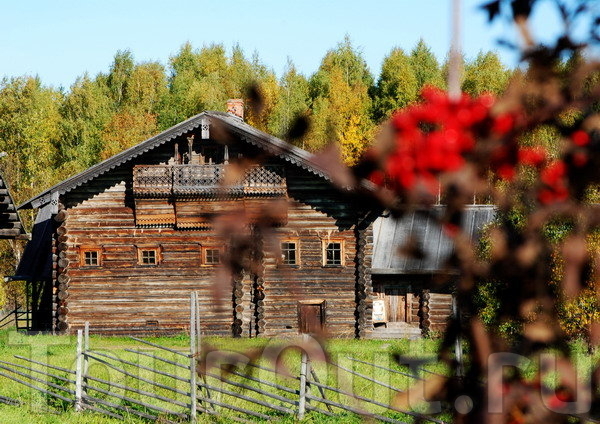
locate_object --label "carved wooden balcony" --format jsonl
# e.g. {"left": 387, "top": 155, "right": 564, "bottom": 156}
{"left": 133, "top": 164, "right": 287, "bottom": 198}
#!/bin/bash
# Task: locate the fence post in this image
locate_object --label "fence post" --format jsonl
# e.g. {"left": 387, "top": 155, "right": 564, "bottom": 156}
{"left": 298, "top": 335, "right": 308, "bottom": 419}
{"left": 189, "top": 292, "right": 197, "bottom": 422}
{"left": 452, "top": 294, "right": 464, "bottom": 377}
{"left": 75, "top": 329, "right": 84, "bottom": 411}
{"left": 83, "top": 322, "right": 89, "bottom": 401}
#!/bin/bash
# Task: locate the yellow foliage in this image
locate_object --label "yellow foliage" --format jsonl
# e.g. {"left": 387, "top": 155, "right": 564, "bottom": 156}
{"left": 554, "top": 231, "right": 600, "bottom": 339}
{"left": 100, "top": 111, "right": 158, "bottom": 160}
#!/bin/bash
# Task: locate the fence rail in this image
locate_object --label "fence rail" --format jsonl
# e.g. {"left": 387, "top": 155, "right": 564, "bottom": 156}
{"left": 0, "top": 292, "right": 451, "bottom": 423}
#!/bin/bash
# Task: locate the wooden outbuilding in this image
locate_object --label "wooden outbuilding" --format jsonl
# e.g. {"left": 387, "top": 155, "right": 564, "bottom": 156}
{"left": 15, "top": 109, "right": 377, "bottom": 336}
{"left": 370, "top": 206, "right": 495, "bottom": 338}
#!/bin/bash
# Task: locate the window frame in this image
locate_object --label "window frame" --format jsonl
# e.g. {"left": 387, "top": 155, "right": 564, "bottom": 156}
{"left": 280, "top": 239, "right": 300, "bottom": 267}
{"left": 322, "top": 239, "right": 344, "bottom": 267}
{"left": 80, "top": 247, "right": 102, "bottom": 268}
{"left": 136, "top": 246, "right": 161, "bottom": 266}
{"left": 202, "top": 246, "right": 222, "bottom": 266}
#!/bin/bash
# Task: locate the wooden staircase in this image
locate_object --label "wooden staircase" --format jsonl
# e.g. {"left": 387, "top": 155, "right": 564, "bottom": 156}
{"left": 369, "top": 322, "right": 422, "bottom": 339}
{"left": 0, "top": 307, "right": 31, "bottom": 331}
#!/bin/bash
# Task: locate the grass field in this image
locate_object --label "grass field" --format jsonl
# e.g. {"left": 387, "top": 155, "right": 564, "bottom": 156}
{"left": 0, "top": 330, "right": 448, "bottom": 423}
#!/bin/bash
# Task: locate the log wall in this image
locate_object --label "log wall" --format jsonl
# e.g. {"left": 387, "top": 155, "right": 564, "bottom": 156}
{"left": 60, "top": 181, "right": 234, "bottom": 335}
{"left": 56, "top": 149, "right": 370, "bottom": 337}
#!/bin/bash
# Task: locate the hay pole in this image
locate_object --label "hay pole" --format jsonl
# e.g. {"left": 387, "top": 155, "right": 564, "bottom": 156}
{"left": 0, "top": 369, "right": 73, "bottom": 404}
{"left": 87, "top": 350, "right": 189, "bottom": 383}
{"left": 307, "top": 378, "right": 445, "bottom": 424}
{"left": 129, "top": 336, "right": 188, "bottom": 358}
{"left": 305, "top": 393, "right": 406, "bottom": 424}
{"left": 0, "top": 362, "right": 74, "bottom": 395}
{"left": 331, "top": 361, "right": 404, "bottom": 393}
{"left": 201, "top": 380, "right": 294, "bottom": 414}
{"left": 216, "top": 368, "right": 298, "bottom": 395}
{"left": 81, "top": 402, "right": 123, "bottom": 420}
{"left": 204, "top": 370, "right": 296, "bottom": 405}
{"left": 84, "top": 372, "right": 189, "bottom": 409}
{"left": 83, "top": 393, "right": 167, "bottom": 422}
{"left": 195, "top": 394, "right": 271, "bottom": 420}
{"left": 0, "top": 394, "right": 20, "bottom": 406}
{"left": 0, "top": 359, "right": 74, "bottom": 384}
{"left": 124, "top": 348, "right": 189, "bottom": 370}
{"left": 346, "top": 356, "right": 424, "bottom": 381}
{"left": 84, "top": 381, "right": 188, "bottom": 419}
{"left": 308, "top": 364, "right": 334, "bottom": 413}
{"left": 84, "top": 352, "right": 190, "bottom": 397}
{"left": 14, "top": 355, "right": 74, "bottom": 374}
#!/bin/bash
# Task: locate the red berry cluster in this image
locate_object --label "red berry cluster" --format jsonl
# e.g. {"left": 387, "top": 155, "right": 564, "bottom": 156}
{"left": 369, "top": 86, "right": 594, "bottom": 206}
{"left": 375, "top": 86, "right": 509, "bottom": 195}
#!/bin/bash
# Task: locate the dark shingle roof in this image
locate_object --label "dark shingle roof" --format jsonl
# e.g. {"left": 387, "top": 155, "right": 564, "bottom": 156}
{"left": 19, "top": 111, "right": 332, "bottom": 210}
{"left": 371, "top": 205, "right": 495, "bottom": 274}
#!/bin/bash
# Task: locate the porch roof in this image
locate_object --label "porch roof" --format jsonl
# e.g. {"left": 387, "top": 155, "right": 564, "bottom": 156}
{"left": 371, "top": 205, "right": 495, "bottom": 274}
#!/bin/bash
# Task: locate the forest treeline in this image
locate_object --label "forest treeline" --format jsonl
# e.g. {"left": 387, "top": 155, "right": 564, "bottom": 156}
{"left": 0, "top": 37, "right": 512, "bottom": 212}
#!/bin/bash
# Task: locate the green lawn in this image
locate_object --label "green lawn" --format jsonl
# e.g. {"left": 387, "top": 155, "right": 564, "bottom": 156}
{"left": 0, "top": 330, "right": 447, "bottom": 423}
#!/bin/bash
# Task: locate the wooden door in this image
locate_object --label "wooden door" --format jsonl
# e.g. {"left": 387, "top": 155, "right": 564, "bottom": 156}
{"left": 298, "top": 303, "right": 324, "bottom": 334}
{"left": 384, "top": 288, "right": 406, "bottom": 322}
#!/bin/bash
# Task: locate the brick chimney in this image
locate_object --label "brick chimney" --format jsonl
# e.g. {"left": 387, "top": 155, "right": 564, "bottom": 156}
{"left": 226, "top": 99, "right": 244, "bottom": 120}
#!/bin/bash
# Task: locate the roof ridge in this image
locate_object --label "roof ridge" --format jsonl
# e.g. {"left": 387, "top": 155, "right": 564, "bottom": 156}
{"left": 19, "top": 112, "right": 330, "bottom": 209}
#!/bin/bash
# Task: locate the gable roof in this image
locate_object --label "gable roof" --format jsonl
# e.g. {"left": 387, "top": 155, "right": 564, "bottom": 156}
{"left": 372, "top": 205, "right": 495, "bottom": 274}
{"left": 19, "top": 111, "right": 332, "bottom": 210}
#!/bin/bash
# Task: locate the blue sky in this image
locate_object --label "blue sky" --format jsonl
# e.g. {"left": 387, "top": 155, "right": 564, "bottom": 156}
{"left": 0, "top": 0, "right": 578, "bottom": 89}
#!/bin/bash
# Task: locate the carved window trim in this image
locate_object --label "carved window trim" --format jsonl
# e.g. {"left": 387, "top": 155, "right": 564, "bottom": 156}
{"left": 322, "top": 239, "right": 344, "bottom": 267}
{"left": 80, "top": 247, "right": 102, "bottom": 268}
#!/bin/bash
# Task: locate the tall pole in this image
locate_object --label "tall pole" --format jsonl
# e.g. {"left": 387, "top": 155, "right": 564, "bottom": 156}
{"left": 75, "top": 329, "right": 84, "bottom": 411}
{"left": 448, "top": 0, "right": 462, "bottom": 101}
{"left": 189, "top": 292, "right": 197, "bottom": 422}
{"left": 449, "top": 0, "right": 465, "bottom": 378}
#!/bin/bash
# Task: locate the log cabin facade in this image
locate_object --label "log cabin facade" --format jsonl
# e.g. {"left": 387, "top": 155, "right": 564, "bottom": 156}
{"left": 15, "top": 109, "right": 377, "bottom": 337}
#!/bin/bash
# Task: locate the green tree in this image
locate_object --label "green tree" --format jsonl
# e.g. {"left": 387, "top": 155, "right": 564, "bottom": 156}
{"left": 107, "top": 50, "right": 135, "bottom": 108}
{"left": 0, "top": 76, "right": 61, "bottom": 201}
{"left": 409, "top": 39, "right": 445, "bottom": 91}
{"left": 307, "top": 37, "right": 374, "bottom": 163}
{"left": 462, "top": 51, "right": 511, "bottom": 96}
{"left": 58, "top": 74, "right": 113, "bottom": 172}
{"left": 101, "top": 61, "right": 167, "bottom": 159}
{"left": 268, "top": 61, "right": 310, "bottom": 142}
{"left": 160, "top": 43, "right": 231, "bottom": 128}
{"left": 125, "top": 61, "right": 168, "bottom": 114}
{"left": 372, "top": 47, "right": 418, "bottom": 122}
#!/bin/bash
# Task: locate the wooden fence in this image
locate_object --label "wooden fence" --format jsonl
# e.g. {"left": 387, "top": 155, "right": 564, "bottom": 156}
{"left": 0, "top": 292, "right": 448, "bottom": 423}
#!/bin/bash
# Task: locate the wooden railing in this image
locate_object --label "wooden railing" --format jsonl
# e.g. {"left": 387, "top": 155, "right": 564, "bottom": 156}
{"left": 0, "top": 306, "right": 31, "bottom": 331}
{"left": 133, "top": 164, "right": 286, "bottom": 197}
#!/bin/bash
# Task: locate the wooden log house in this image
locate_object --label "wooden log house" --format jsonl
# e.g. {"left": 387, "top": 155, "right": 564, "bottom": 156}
{"left": 15, "top": 105, "right": 377, "bottom": 337}
{"left": 370, "top": 206, "right": 495, "bottom": 337}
